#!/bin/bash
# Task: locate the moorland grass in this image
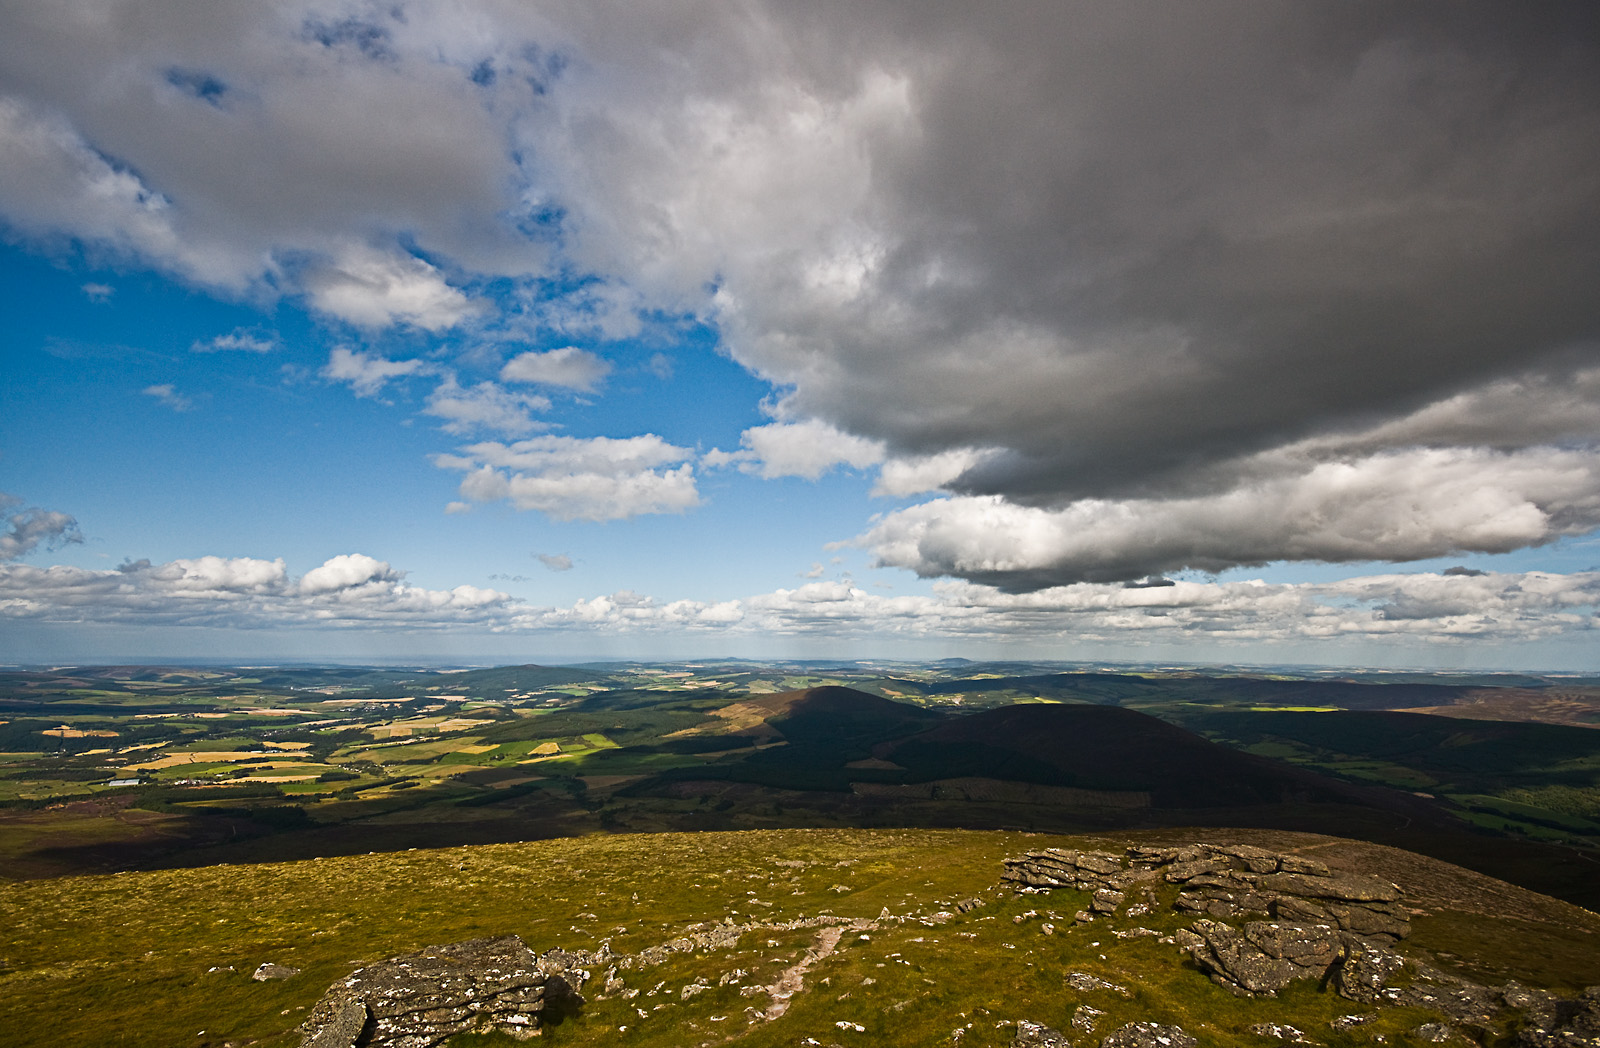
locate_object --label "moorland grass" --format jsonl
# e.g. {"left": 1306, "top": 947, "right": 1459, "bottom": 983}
{"left": 1, "top": 828, "right": 1592, "bottom": 1048}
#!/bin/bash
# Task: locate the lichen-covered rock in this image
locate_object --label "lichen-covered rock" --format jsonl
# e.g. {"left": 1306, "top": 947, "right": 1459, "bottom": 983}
{"left": 1258, "top": 871, "right": 1400, "bottom": 904}
{"left": 1091, "top": 888, "right": 1125, "bottom": 913}
{"left": 1513, "top": 985, "right": 1600, "bottom": 1046}
{"left": 1249, "top": 1022, "right": 1309, "bottom": 1042}
{"left": 303, "top": 1000, "right": 368, "bottom": 1048}
{"left": 253, "top": 961, "right": 300, "bottom": 981}
{"left": 295, "top": 935, "right": 584, "bottom": 1048}
{"left": 1002, "top": 842, "right": 1409, "bottom": 941}
{"left": 1187, "top": 919, "right": 1344, "bottom": 996}
{"left": 1331, "top": 936, "right": 1407, "bottom": 1003}
{"left": 1100, "top": 1021, "right": 1197, "bottom": 1047}
{"left": 1013, "top": 1018, "right": 1073, "bottom": 1047}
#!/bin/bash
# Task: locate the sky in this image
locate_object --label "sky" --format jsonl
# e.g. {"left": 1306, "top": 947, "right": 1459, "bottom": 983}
{"left": 2, "top": 1, "right": 1600, "bottom": 669}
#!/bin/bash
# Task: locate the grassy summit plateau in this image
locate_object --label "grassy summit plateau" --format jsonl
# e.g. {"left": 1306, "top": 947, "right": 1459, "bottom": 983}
{"left": 1, "top": 827, "right": 1595, "bottom": 1048}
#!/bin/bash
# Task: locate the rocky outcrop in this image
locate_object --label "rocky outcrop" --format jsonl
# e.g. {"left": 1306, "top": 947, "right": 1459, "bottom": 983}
{"left": 1002, "top": 843, "right": 1410, "bottom": 940}
{"left": 295, "top": 935, "right": 586, "bottom": 1048}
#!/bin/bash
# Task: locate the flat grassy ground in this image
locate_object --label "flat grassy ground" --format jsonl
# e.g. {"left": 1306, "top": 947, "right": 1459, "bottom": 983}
{"left": 1, "top": 828, "right": 1595, "bottom": 1048}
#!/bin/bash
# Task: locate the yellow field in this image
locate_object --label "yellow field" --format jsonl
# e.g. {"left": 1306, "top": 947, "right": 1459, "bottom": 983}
{"left": 125, "top": 751, "right": 312, "bottom": 771}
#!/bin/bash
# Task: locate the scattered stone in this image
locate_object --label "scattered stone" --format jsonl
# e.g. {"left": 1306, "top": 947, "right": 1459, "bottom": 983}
{"left": 955, "top": 898, "right": 986, "bottom": 913}
{"left": 253, "top": 962, "right": 300, "bottom": 981}
{"left": 1414, "top": 1023, "right": 1453, "bottom": 1043}
{"left": 1330, "top": 1014, "right": 1378, "bottom": 1030}
{"left": 1073, "top": 1005, "right": 1105, "bottom": 1033}
{"left": 295, "top": 935, "right": 585, "bottom": 1048}
{"left": 1100, "top": 1021, "right": 1197, "bottom": 1047}
{"left": 1066, "top": 971, "right": 1132, "bottom": 997}
{"left": 1074, "top": 910, "right": 1095, "bottom": 924}
{"left": 1013, "top": 1019, "right": 1072, "bottom": 1047}
{"left": 1249, "top": 1023, "right": 1309, "bottom": 1042}
{"left": 1091, "top": 889, "right": 1126, "bottom": 914}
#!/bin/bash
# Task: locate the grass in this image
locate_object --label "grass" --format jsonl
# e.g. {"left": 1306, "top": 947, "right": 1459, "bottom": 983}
{"left": 1, "top": 827, "right": 1595, "bottom": 1048}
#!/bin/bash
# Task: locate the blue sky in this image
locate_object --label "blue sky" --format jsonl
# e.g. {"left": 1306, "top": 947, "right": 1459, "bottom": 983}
{"left": 2, "top": 2, "right": 1598, "bottom": 668}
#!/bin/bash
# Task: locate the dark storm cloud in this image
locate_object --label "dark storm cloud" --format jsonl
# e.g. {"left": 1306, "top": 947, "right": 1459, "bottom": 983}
{"left": 731, "top": 2, "right": 1600, "bottom": 499}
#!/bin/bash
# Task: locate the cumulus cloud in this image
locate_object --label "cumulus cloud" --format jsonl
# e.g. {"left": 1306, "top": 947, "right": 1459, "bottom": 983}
{"left": 854, "top": 447, "right": 1600, "bottom": 589}
{"left": 0, "top": 552, "right": 508, "bottom": 628}
{"left": 435, "top": 434, "right": 700, "bottom": 521}
{"left": 81, "top": 282, "right": 113, "bottom": 302}
{"left": 192, "top": 327, "right": 276, "bottom": 353}
{"left": 142, "top": 383, "right": 193, "bottom": 411}
{"left": 422, "top": 376, "right": 549, "bottom": 435}
{"left": 501, "top": 347, "right": 612, "bottom": 391}
{"left": 510, "top": 569, "right": 1600, "bottom": 650}
{"left": 536, "top": 552, "right": 573, "bottom": 572}
{"left": 707, "top": 420, "right": 884, "bottom": 480}
{"left": 320, "top": 347, "right": 433, "bottom": 398}
{"left": 0, "top": 495, "right": 82, "bottom": 562}
{"left": 3, "top": 541, "right": 1596, "bottom": 652}
{"left": 297, "top": 553, "right": 398, "bottom": 595}
{"left": 873, "top": 448, "right": 1000, "bottom": 498}
{"left": 303, "top": 244, "right": 477, "bottom": 331}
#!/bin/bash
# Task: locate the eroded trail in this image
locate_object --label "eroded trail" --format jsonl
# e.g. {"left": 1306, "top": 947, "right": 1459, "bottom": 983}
{"left": 757, "top": 922, "right": 861, "bottom": 1021}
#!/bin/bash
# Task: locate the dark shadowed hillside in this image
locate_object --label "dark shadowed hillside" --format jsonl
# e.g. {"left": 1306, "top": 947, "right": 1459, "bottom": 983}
{"left": 881, "top": 702, "right": 1425, "bottom": 809}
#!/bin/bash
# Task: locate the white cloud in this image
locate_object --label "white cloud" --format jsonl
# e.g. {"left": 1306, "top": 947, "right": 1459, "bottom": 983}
{"left": 507, "top": 568, "right": 1600, "bottom": 650}
{"left": 423, "top": 376, "right": 550, "bottom": 435}
{"left": 3, "top": 542, "right": 1596, "bottom": 652}
{"left": 872, "top": 448, "right": 998, "bottom": 497}
{"left": 0, "top": 494, "right": 81, "bottom": 562}
{"left": 192, "top": 328, "right": 277, "bottom": 353}
{"left": 0, "top": 553, "right": 508, "bottom": 629}
{"left": 854, "top": 447, "right": 1600, "bottom": 588}
{"left": 81, "top": 282, "right": 113, "bottom": 302}
{"left": 444, "top": 501, "right": 472, "bottom": 515}
{"left": 154, "top": 555, "right": 288, "bottom": 594}
{"left": 298, "top": 553, "right": 397, "bottom": 595}
{"left": 142, "top": 383, "right": 193, "bottom": 411}
{"left": 536, "top": 552, "right": 573, "bottom": 572}
{"left": 500, "top": 347, "right": 612, "bottom": 391}
{"left": 435, "top": 434, "right": 701, "bottom": 521}
{"left": 320, "top": 347, "right": 433, "bottom": 398}
{"left": 304, "top": 245, "right": 477, "bottom": 331}
{"left": 709, "top": 420, "right": 884, "bottom": 480}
